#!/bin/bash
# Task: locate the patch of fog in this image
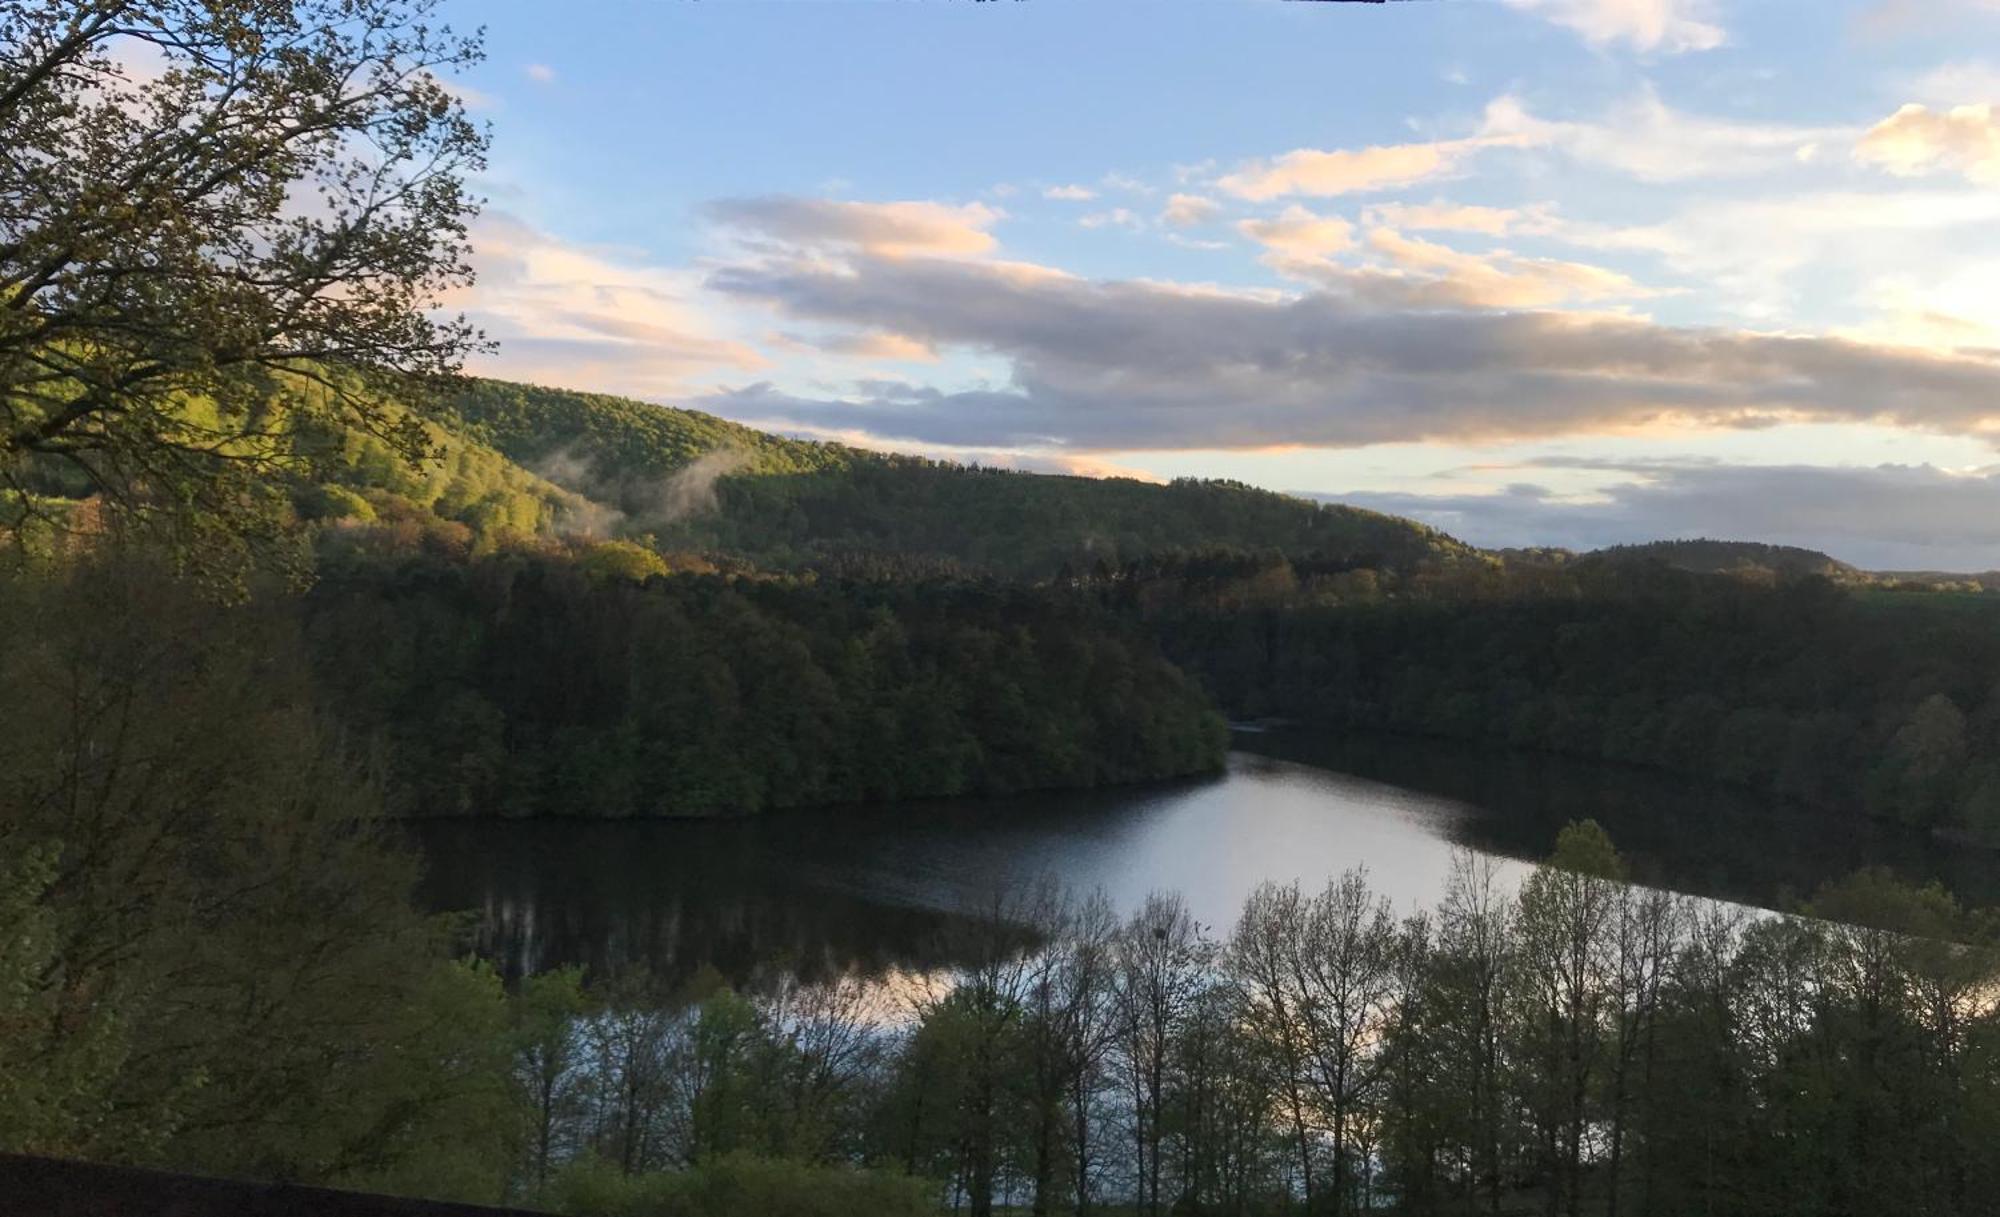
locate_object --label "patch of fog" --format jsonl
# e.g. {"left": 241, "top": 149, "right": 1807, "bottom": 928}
{"left": 531, "top": 444, "right": 754, "bottom": 538}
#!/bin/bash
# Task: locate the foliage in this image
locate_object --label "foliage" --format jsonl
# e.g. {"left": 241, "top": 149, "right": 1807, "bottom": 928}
{"left": 0, "top": 553, "right": 515, "bottom": 1201}
{"left": 0, "top": 0, "right": 487, "bottom": 562}
{"left": 435, "top": 378, "right": 1469, "bottom": 578}
{"left": 540, "top": 1153, "right": 933, "bottom": 1217}
{"left": 302, "top": 546, "right": 1228, "bottom": 818}
{"left": 485, "top": 832, "right": 2000, "bottom": 1217}
{"left": 1129, "top": 553, "right": 2000, "bottom": 844}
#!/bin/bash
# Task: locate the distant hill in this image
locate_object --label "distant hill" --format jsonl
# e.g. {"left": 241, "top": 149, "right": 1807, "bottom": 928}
{"left": 1584, "top": 539, "right": 1858, "bottom": 581}
{"left": 417, "top": 378, "right": 1474, "bottom": 576}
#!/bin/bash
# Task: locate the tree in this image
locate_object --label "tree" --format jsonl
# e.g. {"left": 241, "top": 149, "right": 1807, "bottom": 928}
{"left": 1296, "top": 868, "right": 1397, "bottom": 1215}
{"left": 1113, "top": 893, "right": 1210, "bottom": 1217}
{"left": 0, "top": 551, "right": 516, "bottom": 1199}
{"left": 1229, "top": 881, "right": 1320, "bottom": 1213}
{"left": 1431, "top": 850, "right": 1511, "bottom": 1215}
{"left": 513, "top": 966, "right": 591, "bottom": 1192}
{"left": 1509, "top": 821, "right": 1623, "bottom": 1217}
{"left": 0, "top": 0, "right": 487, "bottom": 562}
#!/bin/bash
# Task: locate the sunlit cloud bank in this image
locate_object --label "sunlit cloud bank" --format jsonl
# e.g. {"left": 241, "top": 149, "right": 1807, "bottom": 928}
{"left": 704, "top": 236, "right": 2000, "bottom": 452}
{"left": 450, "top": 212, "right": 766, "bottom": 396}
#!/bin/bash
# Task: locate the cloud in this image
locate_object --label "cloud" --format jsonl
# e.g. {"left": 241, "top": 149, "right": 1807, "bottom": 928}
{"left": 1481, "top": 91, "right": 1841, "bottom": 181}
{"left": 1237, "top": 206, "right": 1358, "bottom": 257}
{"left": 449, "top": 212, "right": 765, "bottom": 397}
{"left": 1079, "top": 208, "right": 1142, "bottom": 230}
{"left": 1162, "top": 193, "right": 1222, "bottom": 227}
{"left": 705, "top": 247, "right": 2000, "bottom": 452}
{"left": 1860, "top": 0, "right": 2000, "bottom": 36}
{"left": 785, "top": 330, "right": 939, "bottom": 362}
{"left": 705, "top": 196, "right": 1002, "bottom": 257}
{"left": 525, "top": 63, "right": 556, "bottom": 83}
{"left": 1236, "top": 210, "right": 1649, "bottom": 309}
{"left": 1564, "top": 188, "right": 2000, "bottom": 327}
{"left": 1362, "top": 200, "right": 1551, "bottom": 236}
{"left": 1855, "top": 103, "right": 2000, "bottom": 183}
{"left": 1907, "top": 60, "right": 2000, "bottom": 106}
{"left": 1503, "top": 0, "right": 1725, "bottom": 53}
{"left": 1100, "top": 172, "right": 1155, "bottom": 196}
{"left": 1341, "top": 228, "right": 1655, "bottom": 308}
{"left": 1327, "top": 461, "right": 2000, "bottom": 571}
{"left": 1218, "top": 137, "right": 1489, "bottom": 200}
{"left": 1216, "top": 92, "right": 1830, "bottom": 205}
{"left": 1044, "top": 184, "right": 1098, "bottom": 201}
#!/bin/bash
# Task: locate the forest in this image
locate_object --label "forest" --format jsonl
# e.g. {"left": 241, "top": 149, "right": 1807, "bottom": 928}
{"left": 304, "top": 543, "right": 1227, "bottom": 818}
{"left": 1109, "top": 551, "right": 2000, "bottom": 845}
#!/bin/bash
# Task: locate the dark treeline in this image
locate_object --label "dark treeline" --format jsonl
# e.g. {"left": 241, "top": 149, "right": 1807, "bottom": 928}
{"left": 1094, "top": 551, "right": 2000, "bottom": 845}
{"left": 496, "top": 824, "right": 2000, "bottom": 1217}
{"left": 303, "top": 541, "right": 1227, "bottom": 818}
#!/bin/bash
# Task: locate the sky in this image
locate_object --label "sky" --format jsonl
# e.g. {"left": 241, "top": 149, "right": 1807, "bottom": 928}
{"left": 433, "top": 0, "right": 2000, "bottom": 570}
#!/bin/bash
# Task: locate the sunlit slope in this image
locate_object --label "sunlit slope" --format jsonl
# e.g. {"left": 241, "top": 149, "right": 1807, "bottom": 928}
{"left": 432, "top": 378, "right": 1475, "bottom": 575}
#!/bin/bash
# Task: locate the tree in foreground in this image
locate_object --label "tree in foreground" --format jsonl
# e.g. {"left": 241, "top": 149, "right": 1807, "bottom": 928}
{"left": 0, "top": 0, "right": 488, "bottom": 569}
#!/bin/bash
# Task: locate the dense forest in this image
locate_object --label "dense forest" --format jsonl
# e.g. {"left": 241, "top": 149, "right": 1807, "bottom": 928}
{"left": 1110, "top": 552, "right": 2000, "bottom": 845}
{"left": 305, "top": 545, "right": 1226, "bottom": 818}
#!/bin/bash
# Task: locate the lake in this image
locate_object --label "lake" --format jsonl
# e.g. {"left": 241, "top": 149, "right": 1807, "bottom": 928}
{"left": 411, "top": 730, "right": 1996, "bottom": 988}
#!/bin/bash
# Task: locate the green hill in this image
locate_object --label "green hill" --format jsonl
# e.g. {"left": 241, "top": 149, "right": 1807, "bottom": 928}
{"left": 1585, "top": 538, "right": 1857, "bottom": 582}
{"left": 420, "top": 378, "right": 1473, "bottom": 575}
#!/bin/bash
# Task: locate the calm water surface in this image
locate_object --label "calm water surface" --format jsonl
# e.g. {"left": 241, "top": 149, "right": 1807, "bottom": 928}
{"left": 411, "top": 731, "right": 1996, "bottom": 987}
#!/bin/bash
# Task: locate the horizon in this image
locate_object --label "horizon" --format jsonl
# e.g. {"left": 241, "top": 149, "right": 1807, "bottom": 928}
{"left": 435, "top": 0, "right": 2000, "bottom": 570}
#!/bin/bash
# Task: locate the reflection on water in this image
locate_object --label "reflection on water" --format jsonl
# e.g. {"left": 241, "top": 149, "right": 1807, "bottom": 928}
{"left": 1252, "top": 731, "right": 2000, "bottom": 911}
{"left": 410, "top": 731, "right": 1995, "bottom": 987}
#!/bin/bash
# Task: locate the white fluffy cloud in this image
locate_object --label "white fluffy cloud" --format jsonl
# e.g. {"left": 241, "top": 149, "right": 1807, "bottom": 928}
{"left": 450, "top": 212, "right": 765, "bottom": 397}
{"left": 1214, "top": 92, "right": 1835, "bottom": 211}
{"left": 1856, "top": 103, "right": 2000, "bottom": 183}
{"left": 1161, "top": 193, "right": 1222, "bottom": 227}
{"left": 1237, "top": 206, "right": 1357, "bottom": 258}
{"left": 1503, "top": 0, "right": 1725, "bottom": 52}
{"left": 1568, "top": 188, "right": 2000, "bottom": 330}
{"left": 1235, "top": 209, "right": 1648, "bottom": 310}
{"left": 1218, "top": 137, "right": 1492, "bottom": 201}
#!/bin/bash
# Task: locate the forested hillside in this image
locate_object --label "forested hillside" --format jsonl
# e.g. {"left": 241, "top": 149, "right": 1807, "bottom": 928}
{"left": 1589, "top": 538, "right": 1860, "bottom": 581}
{"left": 430, "top": 378, "right": 1472, "bottom": 576}
{"left": 1107, "top": 551, "right": 2000, "bottom": 844}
